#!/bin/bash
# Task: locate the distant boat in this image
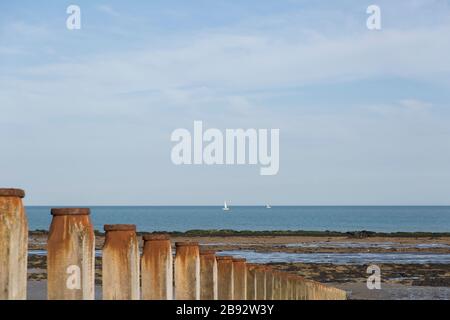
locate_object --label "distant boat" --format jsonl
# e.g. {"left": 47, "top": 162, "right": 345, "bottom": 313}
{"left": 265, "top": 204, "right": 272, "bottom": 209}
{"left": 223, "top": 201, "right": 230, "bottom": 211}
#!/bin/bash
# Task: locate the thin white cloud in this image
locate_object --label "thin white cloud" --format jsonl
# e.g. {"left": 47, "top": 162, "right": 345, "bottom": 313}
{"left": 97, "top": 5, "right": 120, "bottom": 17}
{"left": 398, "top": 99, "right": 432, "bottom": 111}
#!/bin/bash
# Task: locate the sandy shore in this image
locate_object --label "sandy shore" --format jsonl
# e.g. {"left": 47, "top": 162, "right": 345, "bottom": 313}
{"left": 27, "top": 233, "right": 450, "bottom": 300}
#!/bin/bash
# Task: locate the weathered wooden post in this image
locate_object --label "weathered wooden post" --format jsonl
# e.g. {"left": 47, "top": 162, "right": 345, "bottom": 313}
{"left": 280, "top": 272, "right": 288, "bottom": 300}
{"left": 0, "top": 188, "right": 27, "bottom": 300}
{"left": 217, "top": 256, "right": 234, "bottom": 300}
{"left": 255, "top": 265, "right": 266, "bottom": 300}
{"left": 265, "top": 266, "right": 274, "bottom": 300}
{"left": 174, "top": 242, "right": 200, "bottom": 300}
{"left": 141, "top": 234, "right": 173, "bottom": 300}
{"left": 290, "top": 275, "right": 299, "bottom": 300}
{"left": 304, "top": 280, "right": 316, "bottom": 300}
{"left": 246, "top": 264, "right": 257, "bottom": 300}
{"left": 232, "top": 258, "right": 246, "bottom": 300}
{"left": 295, "top": 276, "right": 307, "bottom": 300}
{"left": 102, "top": 224, "right": 140, "bottom": 300}
{"left": 199, "top": 250, "right": 217, "bottom": 300}
{"left": 271, "top": 271, "right": 280, "bottom": 300}
{"left": 47, "top": 208, "right": 95, "bottom": 300}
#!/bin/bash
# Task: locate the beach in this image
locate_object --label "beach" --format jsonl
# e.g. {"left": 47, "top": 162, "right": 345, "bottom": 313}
{"left": 27, "top": 232, "right": 450, "bottom": 300}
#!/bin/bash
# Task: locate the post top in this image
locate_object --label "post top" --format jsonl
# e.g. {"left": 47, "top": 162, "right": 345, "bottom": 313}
{"left": 104, "top": 224, "right": 136, "bottom": 232}
{"left": 51, "top": 208, "right": 90, "bottom": 216}
{"left": 232, "top": 257, "right": 246, "bottom": 262}
{"left": 175, "top": 241, "right": 199, "bottom": 247}
{"left": 0, "top": 188, "right": 25, "bottom": 198}
{"left": 143, "top": 233, "right": 170, "bottom": 241}
{"left": 216, "top": 255, "right": 233, "bottom": 261}
{"left": 200, "top": 250, "right": 216, "bottom": 255}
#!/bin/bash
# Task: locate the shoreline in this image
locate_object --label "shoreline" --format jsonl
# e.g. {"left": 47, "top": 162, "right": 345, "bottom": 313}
{"left": 30, "top": 229, "right": 450, "bottom": 238}
{"left": 25, "top": 231, "right": 450, "bottom": 299}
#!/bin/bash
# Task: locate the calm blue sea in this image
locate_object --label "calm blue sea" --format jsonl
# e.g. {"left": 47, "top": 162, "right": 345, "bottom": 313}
{"left": 25, "top": 206, "right": 450, "bottom": 232}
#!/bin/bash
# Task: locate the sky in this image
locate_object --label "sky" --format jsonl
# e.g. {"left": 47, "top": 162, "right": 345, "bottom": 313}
{"left": 1, "top": 0, "right": 450, "bottom": 205}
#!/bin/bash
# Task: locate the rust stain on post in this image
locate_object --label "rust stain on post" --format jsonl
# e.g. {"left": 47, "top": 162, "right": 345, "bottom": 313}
{"left": 255, "top": 265, "right": 266, "bottom": 300}
{"left": 0, "top": 188, "right": 27, "bottom": 300}
{"left": 141, "top": 234, "right": 173, "bottom": 300}
{"left": 102, "top": 224, "right": 140, "bottom": 300}
{"left": 232, "top": 258, "right": 246, "bottom": 300}
{"left": 199, "top": 250, "right": 217, "bottom": 300}
{"left": 174, "top": 242, "right": 200, "bottom": 300}
{"left": 216, "top": 256, "right": 234, "bottom": 300}
{"left": 47, "top": 208, "right": 95, "bottom": 300}
{"left": 246, "top": 264, "right": 257, "bottom": 300}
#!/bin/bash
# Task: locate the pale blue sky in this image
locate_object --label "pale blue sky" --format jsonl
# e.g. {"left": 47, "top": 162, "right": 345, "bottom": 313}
{"left": 1, "top": 1, "right": 450, "bottom": 205}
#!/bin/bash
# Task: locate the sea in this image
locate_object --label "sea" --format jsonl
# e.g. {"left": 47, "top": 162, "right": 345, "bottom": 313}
{"left": 26, "top": 206, "right": 450, "bottom": 232}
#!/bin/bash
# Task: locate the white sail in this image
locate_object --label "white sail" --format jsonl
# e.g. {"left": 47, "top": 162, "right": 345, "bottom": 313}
{"left": 223, "top": 201, "right": 230, "bottom": 211}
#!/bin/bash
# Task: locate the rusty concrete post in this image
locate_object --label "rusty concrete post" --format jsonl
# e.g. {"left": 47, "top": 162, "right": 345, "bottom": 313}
{"left": 287, "top": 274, "right": 294, "bottom": 300}
{"left": 246, "top": 264, "right": 257, "bottom": 300}
{"left": 174, "top": 242, "right": 200, "bottom": 300}
{"left": 255, "top": 265, "right": 266, "bottom": 300}
{"left": 280, "top": 272, "right": 288, "bottom": 300}
{"left": 216, "top": 256, "right": 234, "bottom": 300}
{"left": 271, "top": 271, "right": 281, "bottom": 300}
{"left": 47, "top": 208, "right": 95, "bottom": 300}
{"left": 291, "top": 275, "right": 298, "bottom": 300}
{"left": 102, "top": 224, "right": 140, "bottom": 300}
{"left": 232, "top": 258, "right": 246, "bottom": 300}
{"left": 264, "top": 267, "right": 274, "bottom": 300}
{"left": 0, "top": 189, "right": 27, "bottom": 300}
{"left": 286, "top": 275, "right": 292, "bottom": 300}
{"left": 295, "top": 276, "right": 307, "bottom": 300}
{"left": 199, "top": 250, "right": 217, "bottom": 300}
{"left": 288, "top": 275, "right": 297, "bottom": 300}
{"left": 141, "top": 234, "right": 173, "bottom": 300}
{"left": 305, "top": 280, "right": 316, "bottom": 300}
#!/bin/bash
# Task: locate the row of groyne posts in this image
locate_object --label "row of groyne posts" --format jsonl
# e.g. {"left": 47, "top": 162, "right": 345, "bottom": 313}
{"left": 0, "top": 189, "right": 347, "bottom": 300}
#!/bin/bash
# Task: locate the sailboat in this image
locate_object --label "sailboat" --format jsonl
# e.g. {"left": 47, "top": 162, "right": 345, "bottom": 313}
{"left": 223, "top": 201, "right": 230, "bottom": 211}
{"left": 265, "top": 204, "right": 272, "bottom": 209}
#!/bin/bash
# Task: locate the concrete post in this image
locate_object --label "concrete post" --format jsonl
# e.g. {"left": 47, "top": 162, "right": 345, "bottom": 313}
{"left": 216, "top": 256, "right": 234, "bottom": 300}
{"left": 305, "top": 280, "right": 315, "bottom": 300}
{"left": 272, "top": 271, "right": 282, "bottom": 300}
{"left": 47, "top": 208, "right": 95, "bottom": 300}
{"left": 232, "top": 258, "right": 246, "bottom": 300}
{"left": 141, "top": 234, "right": 173, "bottom": 300}
{"left": 174, "top": 242, "right": 200, "bottom": 300}
{"left": 292, "top": 276, "right": 299, "bottom": 300}
{"left": 102, "top": 224, "right": 140, "bottom": 300}
{"left": 288, "top": 275, "right": 296, "bottom": 300}
{"left": 255, "top": 265, "right": 266, "bottom": 300}
{"left": 0, "top": 188, "right": 27, "bottom": 300}
{"left": 264, "top": 267, "right": 274, "bottom": 300}
{"left": 246, "top": 264, "right": 257, "bottom": 300}
{"left": 199, "top": 250, "right": 217, "bottom": 300}
{"left": 280, "top": 272, "right": 288, "bottom": 300}
{"left": 295, "top": 276, "right": 307, "bottom": 300}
